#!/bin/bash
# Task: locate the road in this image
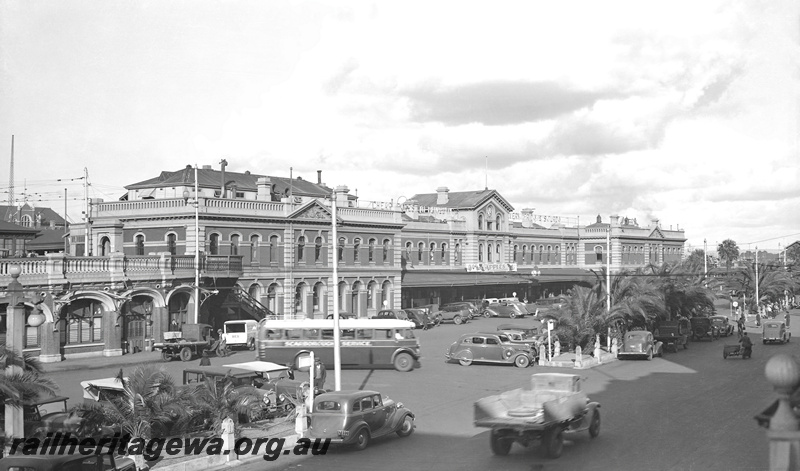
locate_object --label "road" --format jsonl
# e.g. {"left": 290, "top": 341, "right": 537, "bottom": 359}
{"left": 48, "top": 314, "right": 792, "bottom": 471}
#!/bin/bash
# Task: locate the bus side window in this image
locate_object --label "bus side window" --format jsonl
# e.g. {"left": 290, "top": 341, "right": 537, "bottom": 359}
{"left": 358, "top": 329, "right": 373, "bottom": 339}
{"left": 375, "top": 329, "right": 391, "bottom": 340}
{"left": 288, "top": 329, "right": 302, "bottom": 340}
{"left": 341, "top": 329, "right": 355, "bottom": 340}
{"left": 322, "top": 329, "right": 334, "bottom": 339}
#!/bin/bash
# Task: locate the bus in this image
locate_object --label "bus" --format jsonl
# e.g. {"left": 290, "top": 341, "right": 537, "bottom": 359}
{"left": 256, "top": 318, "right": 421, "bottom": 372}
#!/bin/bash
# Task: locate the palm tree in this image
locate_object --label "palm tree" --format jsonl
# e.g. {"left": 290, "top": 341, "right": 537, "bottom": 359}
{"left": 735, "top": 262, "right": 798, "bottom": 307}
{"left": 717, "top": 239, "right": 740, "bottom": 271}
{"left": 0, "top": 345, "right": 57, "bottom": 407}
{"left": 645, "top": 262, "right": 717, "bottom": 319}
{"left": 190, "top": 374, "right": 264, "bottom": 437}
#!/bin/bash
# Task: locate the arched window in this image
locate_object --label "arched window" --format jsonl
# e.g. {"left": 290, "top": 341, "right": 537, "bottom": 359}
{"left": 230, "top": 234, "right": 240, "bottom": 256}
{"left": 487, "top": 243, "right": 493, "bottom": 262}
{"left": 478, "top": 214, "right": 484, "bottom": 230}
{"left": 313, "top": 282, "right": 324, "bottom": 313}
{"left": 250, "top": 235, "right": 260, "bottom": 263}
{"left": 100, "top": 237, "right": 111, "bottom": 256}
{"left": 513, "top": 245, "right": 518, "bottom": 261}
{"left": 368, "top": 238, "right": 376, "bottom": 262}
{"left": 352, "top": 281, "right": 362, "bottom": 316}
{"left": 269, "top": 235, "right": 279, "bottom": 263}
{"left": 135, "top": 234, "right": 145, "bottom": 256}
{"left": 267, "top": 283, "right": 278, "bottom": 313}
{"left": 546, "top": 245, "right": 552, "bottom": 263}
{"left": 368, "top": 281, "right": 378, "bottom": 309}
{"left": 496, "top": 215, "right": 501, "bottom": 231}
{"left": 405, "top": 242, "right": 412, "bottom": 262}
{"left": 297, "top": 236, "right": 305, "bottom": 262}
{"left": 353, "top": 238, "right": 361, "bottom": 262}
{"left": 441, "top": 242, "right": 447, "bottom": 263}
{"left": 383, "top": 239, "right": 390, "bottom": 262}
{"left": 20, "top": 215, "right": 32, "bottom": 227}
{"left": 209, "top": 233, "right": 219, "bottom": 255}
{"left": 338, "top": 238, "right": 346, "bottom": 262}
{"left": 315, "top": 237, "right": 323, "bottom": 262}
{"left": 417, "top": 242, "right": 424, "bottom": 262}
{"left": 522, "top": 245, "right": 527, "bottom": 263}
{"left": 478, "top": 243, "right": 484, "bottom": 262}
{"left": 595, "top": 245, "right": 604, "bottom": 264}
{"left": 454, "top": 243, "right": 461, "bottom": 263}
{"left": 554, "top": 245, "right": 560, "bottom": 264}
{"left": 496, "top": 243, "right": 501, "bottom": 261}
{"left": 338, "top": 281, "right": 347, "bottom": 310}
{"left": 167, "top": 234, "right": 177, "bottom": 255}
{"left": 429, "top": 242, "right": 436, "bottom": 263}
{"left": 487, "top": 217, "right": 493, "bottom": 231}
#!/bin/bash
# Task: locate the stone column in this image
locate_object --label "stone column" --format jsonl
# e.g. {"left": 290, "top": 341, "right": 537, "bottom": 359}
{"left": 38, "top": 323, "right": 62, "bottom": 363}
{"left": 102, "top": 309, "right": 123, "bottom": 357}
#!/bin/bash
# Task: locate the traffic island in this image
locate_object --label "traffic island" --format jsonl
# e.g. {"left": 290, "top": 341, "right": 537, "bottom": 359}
{"left": 538, "top": 351, "right": 617, "bottom": 369}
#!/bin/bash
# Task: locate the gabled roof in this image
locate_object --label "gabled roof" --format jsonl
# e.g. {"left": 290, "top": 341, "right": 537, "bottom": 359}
{"left": 288, "top": 199, "right": 339, "bottom": 222}
{"left": 649, "top": 227, "right": 665, "bottom": 239}
{"left": 125, "top": 166, "right": 335, "bottom": 198}
{"left": 0, "top": 205, "right": 66, "bottom": 226}
{"left": 408, "top": 189, "right": 514, "bottom": 212}
{"left": 0, "top": 220, "right": 38, "bottom": 235}
{"left": 27, "top": 228, "right": 69, "bottom": 248}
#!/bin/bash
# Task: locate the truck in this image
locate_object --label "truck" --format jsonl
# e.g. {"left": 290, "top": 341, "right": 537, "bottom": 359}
{"left": 154, "top": 323, "right": 214, "bottom": 362}
{"left": 474, "top": 373, "right": 601, "bottom": 458}
{"left": 653, "top": 319, "right": 690, "bottom": 353}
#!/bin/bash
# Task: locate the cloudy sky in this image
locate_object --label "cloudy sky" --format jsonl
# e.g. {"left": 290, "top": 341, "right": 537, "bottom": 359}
{"left": 1, "top": 0, "right": 798, "bottom": 252}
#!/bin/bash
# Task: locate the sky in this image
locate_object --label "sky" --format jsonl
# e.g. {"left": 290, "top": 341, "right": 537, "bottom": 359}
{"left": 1, "top": 0, "right": 798, "bottom": 253}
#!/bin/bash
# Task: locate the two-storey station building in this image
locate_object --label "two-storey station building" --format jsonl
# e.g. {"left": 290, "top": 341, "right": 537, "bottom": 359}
{"left": 0, "top": 162, "right": 686, "bottom": 362}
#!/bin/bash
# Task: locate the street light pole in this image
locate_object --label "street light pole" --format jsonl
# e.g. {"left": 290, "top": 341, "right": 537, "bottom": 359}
{"left": 194, "top": 165, "right": 200, "bottom": 325}
{"left": 331, "top": 188, "right": 341, "bottom": 391}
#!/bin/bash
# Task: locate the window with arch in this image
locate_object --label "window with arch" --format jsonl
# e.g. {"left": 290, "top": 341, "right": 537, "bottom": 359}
{"left": 417, "top": 242, "right": 424, "bottom": 262}
{"left": 338, "top": 238, "right": 346, "bottom": 262}
{"left": 338, "top": 282, "right": 347, "bottom": 310}
{"left": 368, "top": 281, "right": 378, "bottom": 309}
{"left": 429, "top": 242, "right": 436, "bottom": 263}
{"left": 383, "top": 239, "right": 390, "bottom": 262}
{"left": 167, "top": 234, "right": 177, "bottom": 255}
{"left": 354, "top": 238, "right": 361, "bottom": 262}
{"left": 368, "top": 238, "right": 376, "bottom": 262}
{"left": 454, "top": 243, "right": 461, "bottom": 263}
{"left": 135, "top": 234, "right": 145, "bottom": 256}
{"left": 441, "top": 242, "right": 447, "bottom": 263}
{"left": 513, "top": 245, "right": 518, "bottom": 261}
{"left": 405, "top": 242, "right": 412, "bottom": 262}
{"left": 315, "top": 237, "right": 323, "bottom": 262}
{"left": 267, "top": 283, "right": 278, "bottom": 313}
{"left": 297, "top": 236, "right": 305, "bottom": 262}
{"left": 595, "top": 245, "right": 604, "bottom": 264}
{"left": 230, "top": 234, "right": 240, "bottom": 256}
{"left": 522, "top": 245, "right": 527, "bottom": 263}
{"left": 487, "top": 243, "right": 493, "bottom": 262}
{"left": 250, "top": 235, "right": 260, "bottom": 263}
{"left": 478, "top": 243, "right": 484, "bottom": 262}
{"left": 478, "top": 214, "right": 484, "bottom": 230}
{"left": 269, "top": 235, "right": 279, "bottom": 263}
{"left": 20, "top": 215, "right": 32, "bottom": 227}
{"left": 546, "top": 245, "right": 552, "bottom": 263}
{"left": 209, "top": 233, "right": 219, "bottom": 255}
{"left": 100, "top": 237, "right": 111, "bottom": 256}
{"left": 554, "top": 245, "right": 560, "bottom": 264}
{"left": 496, "top": 215, "right": 501, "bottom": 231}
{"left": 496, "top": 243, "right": 500, "bottom": 261}
{"left": 313, "top": 282, "right": 324, "bottom": 313}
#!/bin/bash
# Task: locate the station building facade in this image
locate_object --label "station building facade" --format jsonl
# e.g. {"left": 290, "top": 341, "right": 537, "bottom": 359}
{"left": 1, "top": 162, "right": 686, "bottom": 361}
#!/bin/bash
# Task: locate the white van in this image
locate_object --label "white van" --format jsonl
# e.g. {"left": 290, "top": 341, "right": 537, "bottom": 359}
{"left": 223, "top": 319, "right": 259, "bottom": 350}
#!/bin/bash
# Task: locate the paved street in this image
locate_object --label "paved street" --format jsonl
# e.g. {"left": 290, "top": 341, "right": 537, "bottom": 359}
{"left": 43, "top": 312, "right": 796, "bottom": 471}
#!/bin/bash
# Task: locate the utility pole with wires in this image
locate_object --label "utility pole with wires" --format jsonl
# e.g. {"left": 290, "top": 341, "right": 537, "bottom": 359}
{"left": 7, "top": 135, "right": 14, "bottom": 222}
{"left": 83, "top": 167, "right": 90, "bottom": 256}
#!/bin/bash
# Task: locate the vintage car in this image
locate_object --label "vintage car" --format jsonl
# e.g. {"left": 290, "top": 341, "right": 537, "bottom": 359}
{"left": 710, "top": 316, "right": 735, "bottom": 337}
{"left": 0, "top": 453, "right": 135, "bottom": 471}
{"left": 689, "top": 317, "right": 720, "bottom": 341}
{"left": 404, "top": 308, "right": 437, "bottom": 329}
{"left": 0, "top": 395, "right": 89, "bottom": 442}
{"left": 308, "top": 390, "right": 414, "bottom": 450}
{"left": 446, "top": 332, "right": 535, "bottom": 367}
{"left": 497, "top": 322, "right": 543, "bottom": 338}
{"left": 442, "top": 302, "right": 482, "bottom": 319}
{"left": 619, "top": 330, "right": 663, "bottom": 360}
{"left": 762, "top": 320, "right": 790, "bottom": 344}
{"left": 485, "top": 303, "right": 524, "bottom": 318}
{"left": 434, "top": 304, "right": 471, "bottom": 324}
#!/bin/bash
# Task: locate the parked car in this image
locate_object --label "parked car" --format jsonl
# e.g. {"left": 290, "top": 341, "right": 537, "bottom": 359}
{"left": 0, "top": 453, "right": 136, "bottom": 471}
{"left": 373, "top": 309, "right": 431, "bottom": 329}
{"left": 0, "top": 395, "right": 90, "bottom": 443}
{"left": 762, "top": 320, "right": 790, "bottom": 344}
{"left": 434, "top": 304, "right": 471, "bottom": 325}
{"left": 442, "top": 302, "right": 481, "bottom": 319}
{"left": 308, "top": 390, "right": 415, "bottom": 450}
{"left": 710, "top": 316, "right": 735, "bottom": 337}
{"left": 404, "top": 308, "right": 436, "bottom": 329}
{"left": 689, "top": 317, "right": 719, "bottom": 341}
{"left": 326, "top": 312, "right": 357, "bottom": 319}
{"left": 485, "top": 303, "right": 523, "bottom": 318}
{"left": 619, "top": 330, "right": 663, "bottom": 360}
{"left": 446, "top": 332, "right": 535, "bottom": 367}
{"left": 497, "top": 321, "right": 543, "bottom": 337}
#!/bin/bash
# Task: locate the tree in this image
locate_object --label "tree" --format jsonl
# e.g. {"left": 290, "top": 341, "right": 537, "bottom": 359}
{"left": 717, "top": 239, "right": 740, "bottom": 271}
{"left": 734, "top": 262, "right": 798, "bottom": 307}
{"left": 190, "top": 374, "right": 263, "bottom": 437}
{"left": 0, "top": 345, "right": 57, "bottom": 407}
{"left": 684, "top": 249, "right": 706, "bottom": 267}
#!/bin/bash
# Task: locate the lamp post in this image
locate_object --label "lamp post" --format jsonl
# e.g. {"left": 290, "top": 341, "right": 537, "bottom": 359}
{"left": 4, "top": 265, "right": 46, "bottom": 454}
{"left": 183, "top": 165, "right": 200, "bottom": 324}
{"left": 331, "top": 188, "right": 341, "bottom": 391}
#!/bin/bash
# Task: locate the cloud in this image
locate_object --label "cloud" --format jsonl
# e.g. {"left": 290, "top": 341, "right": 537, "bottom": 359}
{"left": 402, "top": 81, "right": 619, "bottom": 126}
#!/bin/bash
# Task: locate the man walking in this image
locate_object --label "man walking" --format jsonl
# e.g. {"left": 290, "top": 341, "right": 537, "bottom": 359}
{"left": 739, "top": 332, "right": 753, "bottom": 359}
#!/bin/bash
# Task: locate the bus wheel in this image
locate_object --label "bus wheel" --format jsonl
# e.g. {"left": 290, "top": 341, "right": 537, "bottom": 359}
{"left": 394, "top": 353, "right": 414, "bottom": 372}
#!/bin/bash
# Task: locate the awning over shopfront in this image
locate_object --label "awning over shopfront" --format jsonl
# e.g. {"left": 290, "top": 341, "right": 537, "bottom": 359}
{"left": 534, "top": 267, "right": 598, "bottom": 284}
{"left": 402, "top": 270, "right": 535, "bottom": 288}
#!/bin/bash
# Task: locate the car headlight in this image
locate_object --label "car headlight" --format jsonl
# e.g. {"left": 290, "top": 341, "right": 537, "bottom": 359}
{"left": 278, "top": 393, "right": 286, "bottom": 402}
{"left": 397, "top": 402, "right": 404, "bottom": 409}
{"left": 263, "top": 394, "right": 271, "bottom": 405}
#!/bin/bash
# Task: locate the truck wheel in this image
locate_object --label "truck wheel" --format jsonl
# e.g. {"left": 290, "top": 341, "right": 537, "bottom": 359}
{"left": 490, "top": 430, "right": 513, "bottom": 455}
{"left": 589, "top": 410, "right": 601, "bottom": 438}
{"left": 161, "top": 350, "right": 173, "bottom": 362}
{"left": 544, "top": 427, "right": 564, "bottom": 458}
{"left": 454, "top": 315, "right": 463, "bottom": 325}
{"left": 514, "top": 355, "right": 530, "bottom": 368}
{"left": 393, "top": 353, "right": 414, "bottom": 372}
{"left": 179, "top": 347, "right": 193, "bottom": 362}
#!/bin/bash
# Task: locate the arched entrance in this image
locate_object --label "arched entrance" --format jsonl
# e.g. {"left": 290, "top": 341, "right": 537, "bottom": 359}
{"left": 121, "top": 296, "right": 154, "bottom": 353}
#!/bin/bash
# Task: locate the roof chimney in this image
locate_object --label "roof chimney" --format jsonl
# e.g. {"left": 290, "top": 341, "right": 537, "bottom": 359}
{"left": 317, "top": 170, "right": 322, "bottom": 185}
{"left": 436, "top": 186, "right": 449, "bottom": 205}
{"left": 219, "top": 159, "right": 228, "bottom": 198}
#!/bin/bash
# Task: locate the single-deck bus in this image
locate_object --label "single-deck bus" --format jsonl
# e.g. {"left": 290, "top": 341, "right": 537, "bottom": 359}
{"left": 256, "top": 318, "right": 421, "bottom": 372}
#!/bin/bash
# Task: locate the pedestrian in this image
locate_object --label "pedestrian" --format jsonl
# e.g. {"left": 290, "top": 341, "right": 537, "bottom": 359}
{"left": 737, "top": 316, "right": 745, "bottom": 337}
{"left": 739, "top": 332, "right": 753, "bottom": 359}
{"left": 786, "top": 311, "right": 791, "bottom": 328}
{"left": 199, "top": 350, "right": 211, "bottom": 366}
{"left": 170, "top": 318, "right": 180, "bottom": 331}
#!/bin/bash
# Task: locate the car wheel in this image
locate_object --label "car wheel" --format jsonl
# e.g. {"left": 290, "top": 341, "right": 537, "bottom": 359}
{"left": 161, "top": 350, "right": 173, "bottom": 362}
{"left": 484, "top": 311, "right": 491, "bottom": 318}
{"left": 589, "top": 410, "right": 601, "bottom": 438}
{"left": 514, "top": 355, "right": 530, "bottom": 368}
{"left": 510, "top": 312, "right": 517, "bottom": 318}
{"left": 544, "top": 427, "right": 564, "bottom": 458}
{"left": 396, "top": 415, "right": 414, "bottom": 437}
{"left": 353, "top": 428, "right": 370, "bottom": 451}
{"left": 490, "top": 430, "right": 513, "bottom": 455}
{"left": 454, "top": 315, "right": 463, "bottom": 325}
{"left": 179, "top": 347, "right": 193, "bottom": 362}
{"left": 393, "top": 353, "right": 414, "bottom": 372}
{"left": 459, "top": 354, "right": 473, "bottom": 366}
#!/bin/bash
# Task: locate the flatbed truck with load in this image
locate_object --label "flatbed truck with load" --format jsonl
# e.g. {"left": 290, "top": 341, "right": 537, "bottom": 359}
{"left": 474, "top": 373, "right": 601, "bottom": 458}
{"left": 653, "top": 319, "right": 690, "bottom": 353}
